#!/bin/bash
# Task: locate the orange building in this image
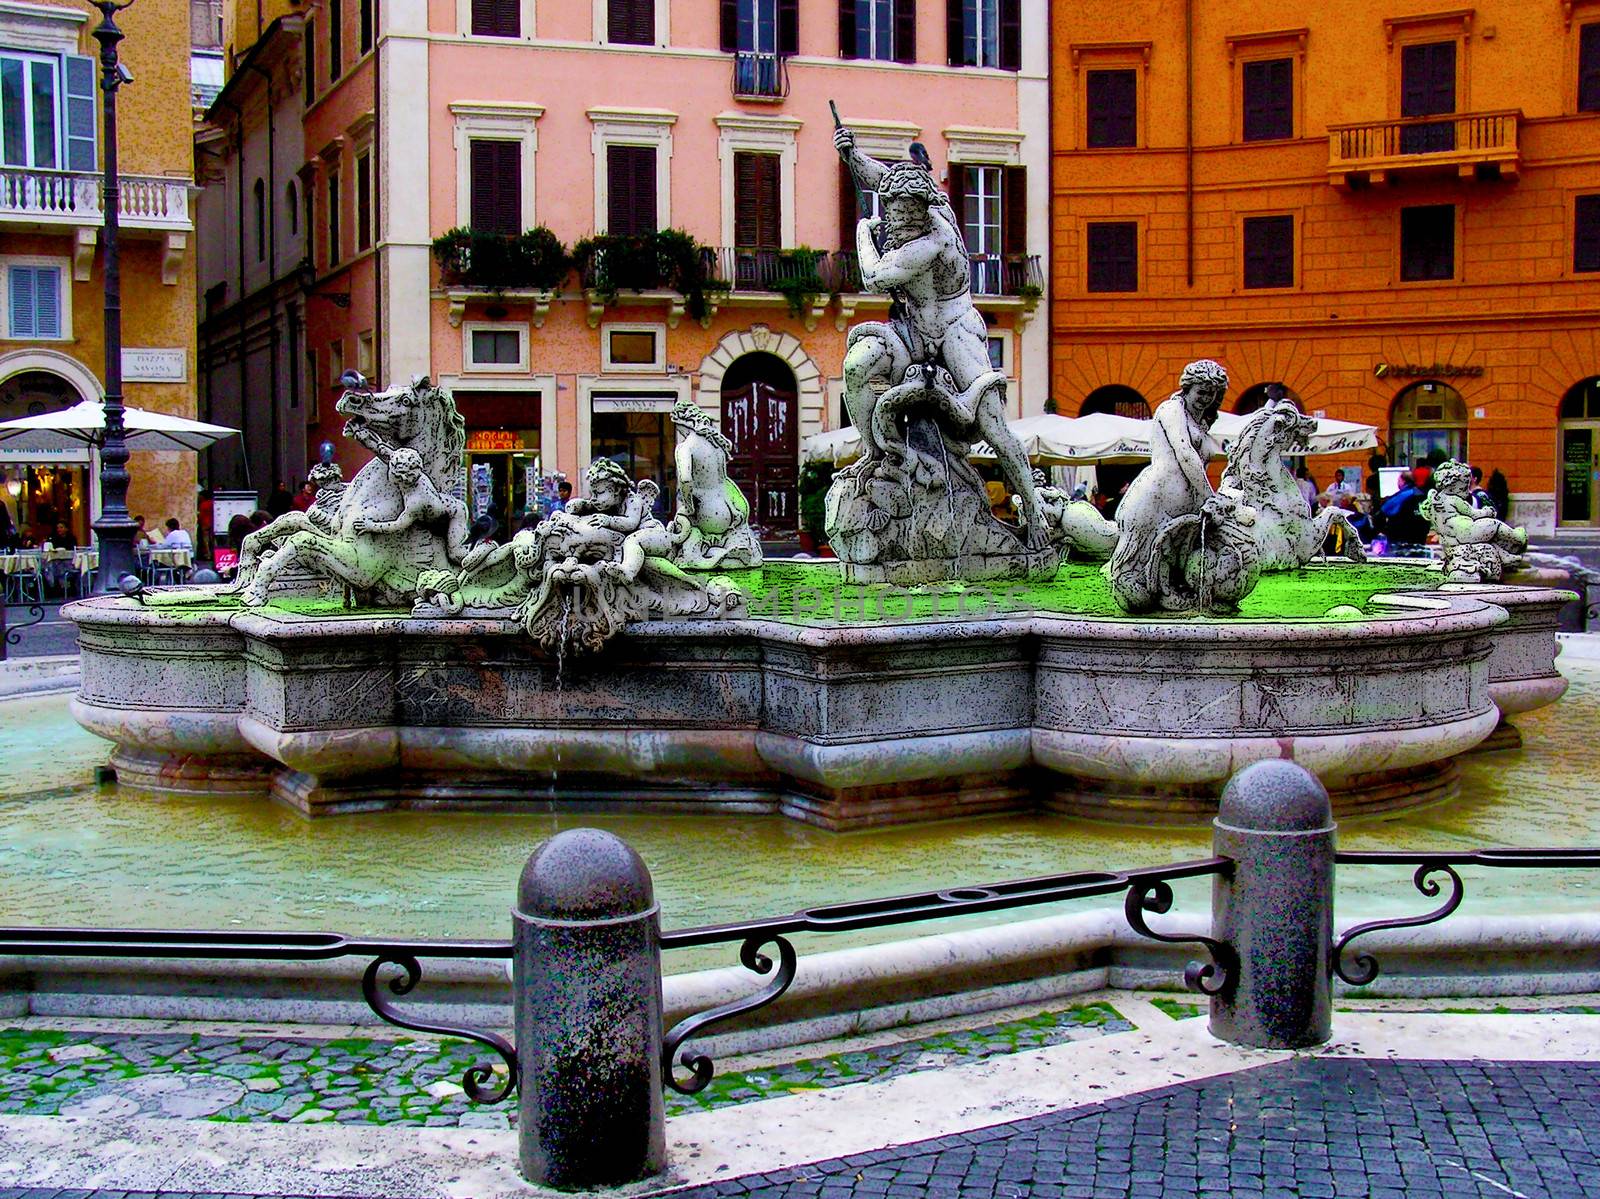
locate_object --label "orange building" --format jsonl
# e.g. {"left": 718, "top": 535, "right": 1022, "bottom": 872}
{"left": 1050, "top": 0, "right": 1600, "bottom": 535}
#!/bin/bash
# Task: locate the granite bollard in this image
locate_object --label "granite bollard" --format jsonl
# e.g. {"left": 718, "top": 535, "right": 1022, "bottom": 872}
{"left": 1209, "top": 760, "right": 1335, "bottom": 1048}
{"left": 514, "top": 828, "right": 666, "bottom": 1188}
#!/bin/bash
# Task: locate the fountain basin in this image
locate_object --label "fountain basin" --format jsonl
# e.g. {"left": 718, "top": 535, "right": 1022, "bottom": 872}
{"left": 65, "top": 566, "right": 1572, "bottom": 828}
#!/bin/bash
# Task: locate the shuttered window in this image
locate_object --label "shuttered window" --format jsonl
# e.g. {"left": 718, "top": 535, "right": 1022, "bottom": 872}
{"left": 471, "top": 0, "right": 521, "bottom": 38}
{"left": 842, "top": 0, "right": 914, "bottom": 62}
{"left": 303, "top": 21, "right": 316, "bottom": 105}
{"left": 608, "top": 0, "right": 654, "bottom": 45}
{"left": 1086, "top": 70, "right": 1136, "bottom": 148}
{"left": 469, "top": 139, "right": 521, "bottom": 236}
{"left": 356, "top": 151, "right": 372, "bottom": 252}
{"left": 327, "top": 169, "right": 341, "bottom": 266}
{"left": 1581, "top": 23, "right": 1600, "bottom": 112}
{"left": 1576, "top": 195, "right": 1600, "bottom": 274}
{"left": 606, "top": 144, "right": 658, "bottom": 237}
{"left": 1002, "top": 165, "right": 1027, "bottom": 257}
{"left": 328, "top": 0, "right": 342, "bottom": 80}
{"left": 360, "top": 0, "right": 373, "bottom": 54}
{"left": 734, "top": 151, "right": 781, "bottom": 250}
{"left": 946, "top": 0, "right": 1017, "bottom": 69}
{"left": 1400, "top": 205, "right": 1455, "bottom": 282}
{"left": 1243, "top": 215, "right": 1293, "bottom": 289}
{"left": 1242, "top": 58, "right": 1293, "bottom": 142}
{"left": 1086, "top": 222, "right": 1137, "bottom": 293}
{"left": 6, "top": 264, "right": 62, "bottom": 339}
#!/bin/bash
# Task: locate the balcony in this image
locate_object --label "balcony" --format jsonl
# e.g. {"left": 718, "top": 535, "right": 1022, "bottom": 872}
{"left": 731, "top": 51, "right": 789, "bottom": 101}
{"left": 831, "top": 250, "right": 1042, "bottom": 299}
{"left": 1327, "top": 110, "right": 1520, "bottom": 189}
{"left": 0, "top": 168, "right": 192, "bottom": 232}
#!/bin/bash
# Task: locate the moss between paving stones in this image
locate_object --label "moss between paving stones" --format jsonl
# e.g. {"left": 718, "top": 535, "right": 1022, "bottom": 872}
{"left": 1149, "top": 997, "right": 1205, "bottom": 1021}
{"left": 0, "top": 1002, "right": 1131, "bottom": 1125}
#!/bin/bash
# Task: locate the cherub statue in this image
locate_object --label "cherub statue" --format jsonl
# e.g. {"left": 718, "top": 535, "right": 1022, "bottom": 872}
{"left": 1421, "top": 459, "right": 1527, "bottom": 582}
{"left": 350, "top": 449, "right": 468, "bottom": 543}
{"left": 1024, "top": 469, "right": 1119, "bottom": 562}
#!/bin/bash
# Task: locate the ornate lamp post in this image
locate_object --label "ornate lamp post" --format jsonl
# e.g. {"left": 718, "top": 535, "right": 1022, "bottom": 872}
{"left": 90, "top": 0, "right": 137, "bottom": 593}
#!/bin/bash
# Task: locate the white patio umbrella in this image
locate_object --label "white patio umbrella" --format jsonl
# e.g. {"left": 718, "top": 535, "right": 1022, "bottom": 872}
{"left": 970, "top": 412, "right": 1153, "bottom": 465}
{"left": 1210, "top": 411, "right": 1378, "bottom": 457}
{"left": 800, "top": 425, "right": 864, "bottom": 466}
{"left": 0, "top": 399, "right": 240, "bottom": 453}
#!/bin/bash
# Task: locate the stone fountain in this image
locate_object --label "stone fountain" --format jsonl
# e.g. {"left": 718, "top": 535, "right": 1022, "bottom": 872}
{"left": 65, "top": 128, "right": 1571, "bottom": 829}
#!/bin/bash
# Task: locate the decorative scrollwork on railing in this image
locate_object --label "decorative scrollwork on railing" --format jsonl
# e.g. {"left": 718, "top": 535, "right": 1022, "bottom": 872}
{"left": 1123, "top": 876, "right": 1237, "bottom": 997}
{"left": 4, "top": 602, "right": 44, "bottom": 648}
{"left": 1332, "top": 861, "right": 1464, "bottom": 987}
{"left": 361, "top": 953, "right": 518, "bottom": 1104}
{"left": 661, "top": 934, "right": 797, "bottom": 1095}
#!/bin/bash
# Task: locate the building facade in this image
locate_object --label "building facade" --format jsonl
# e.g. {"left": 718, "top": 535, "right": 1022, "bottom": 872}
{"left": 0, "top": 0, "right": 197, "bottom": 546}
{"left": 279, "top": 0, "right": 1049, "bottom": 538}
{"left": 1050, "top": 0, "right": 1600, "bottom": 534}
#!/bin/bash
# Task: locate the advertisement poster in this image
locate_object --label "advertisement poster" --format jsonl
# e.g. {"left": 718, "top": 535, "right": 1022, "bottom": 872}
{"left": 471, "top": 461, "right": 493, "bottom": 520}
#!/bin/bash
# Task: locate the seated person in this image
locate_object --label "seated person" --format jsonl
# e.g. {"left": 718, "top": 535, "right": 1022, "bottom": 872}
{"left": 158, "top": 518, "right": 193, "bottom": 552}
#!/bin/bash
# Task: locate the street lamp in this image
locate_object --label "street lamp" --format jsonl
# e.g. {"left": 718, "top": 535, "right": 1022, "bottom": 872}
{"left": 89, "top": 0, "right": 137, "bottom": 594}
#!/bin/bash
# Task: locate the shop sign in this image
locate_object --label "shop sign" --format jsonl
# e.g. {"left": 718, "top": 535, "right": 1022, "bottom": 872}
{"left": 122, "top": 348, "right": 187, "bottom": 382}
{"left": 1373, "top": 362, "right": 1484, "bottom": 379}
{"left": 593, "top": 395, "right": 677, "bottom": 413}
{"left": 466, "top": 429, "right": 523, "bottom": 451}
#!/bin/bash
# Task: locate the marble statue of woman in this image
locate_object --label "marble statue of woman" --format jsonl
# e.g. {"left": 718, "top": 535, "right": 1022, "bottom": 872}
{"left": 1107, "top": 359, "right": 1261, "bottom": 614}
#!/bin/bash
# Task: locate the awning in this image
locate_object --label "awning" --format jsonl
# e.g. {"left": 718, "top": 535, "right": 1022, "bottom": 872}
{"left": 0, "top": 400, "right": 241, "bottom": 454}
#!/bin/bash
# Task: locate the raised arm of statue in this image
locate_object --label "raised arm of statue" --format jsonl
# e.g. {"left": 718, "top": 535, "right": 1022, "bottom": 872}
{"left": 835, "top": 126, "right": 887, "bottom": 193}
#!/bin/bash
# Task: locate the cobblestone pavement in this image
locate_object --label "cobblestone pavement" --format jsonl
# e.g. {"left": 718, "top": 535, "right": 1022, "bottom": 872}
{"left": 0, "top": 1002, "right": 1129, "bottom": 1128}
{"left": 671, "top": 1057, "right": 1600, "bottom": 1199}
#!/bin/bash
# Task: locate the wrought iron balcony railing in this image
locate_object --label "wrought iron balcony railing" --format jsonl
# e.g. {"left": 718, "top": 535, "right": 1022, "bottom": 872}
{"left": 710, "top": 246, "right": 828, "bottom": 294}
{"left": 0, "top": 167, "right": 192, "bottom": 231}
{"left": 1327, "top": 110, "right": 1521, "bottom": 188}
{"left": 830, "top": 250, "right": 1042, "bottom": 299}
{"left": 732, "top": 50, "right": 789, "bottom": 100}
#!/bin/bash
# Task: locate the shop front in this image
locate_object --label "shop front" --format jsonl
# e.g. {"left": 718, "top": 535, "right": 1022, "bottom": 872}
{"left": 0, "top": 369, "right": 95, "bottom": 547}
{"left": 452, "top": 391, "right": 543, "bottom": 537}
{"left": 589, "top": 392, "right": 677, "bottom": 522}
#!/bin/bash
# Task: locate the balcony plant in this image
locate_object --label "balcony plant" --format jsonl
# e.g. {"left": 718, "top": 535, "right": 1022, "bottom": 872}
{"left": 431, "top": 226, "right": 571, "bottom": 292}
{"left": 573, "top": 229, "right": 729, "bottom": 321}
{"left": 771, "top": 247, "right": 828, "bottom": 318}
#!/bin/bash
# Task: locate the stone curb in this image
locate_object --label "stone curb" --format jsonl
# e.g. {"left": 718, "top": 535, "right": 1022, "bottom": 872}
{"left": 0, "top": 653, "right": 81, "bottom": 699}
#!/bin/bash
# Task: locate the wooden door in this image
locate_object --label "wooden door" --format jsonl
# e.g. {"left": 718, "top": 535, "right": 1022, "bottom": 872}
{"left": 722, "top": 379, "right": 798, "bottom": 536}
{"left": 1400, "top": 41, "right": 1456, "bottom": 154}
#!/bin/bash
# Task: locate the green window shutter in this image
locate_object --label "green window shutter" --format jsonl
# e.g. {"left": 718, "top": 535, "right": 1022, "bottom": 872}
{"left": 63, "top": 54, "right": 96, "bottom": 172}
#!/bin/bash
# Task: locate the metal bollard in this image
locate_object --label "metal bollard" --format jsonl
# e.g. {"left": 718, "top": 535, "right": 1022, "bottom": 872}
{"left": 1209, "top": 760, "right": 1335, "bottom": 1049}
{"left": 514, "top": 828, "right": 667, "bottom": 1188}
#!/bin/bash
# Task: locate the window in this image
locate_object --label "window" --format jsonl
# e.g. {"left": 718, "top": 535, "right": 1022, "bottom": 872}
{"left": 842, "top": 0, "right": 914, "bottom": 63}
{"left": 253, "top": 179, "right": 266, "bottom": 261}
{"left": 469, "top": 139, "right": 521, "bottom": 235}
{"left": 1400, "top": 204, "right": 1454, "bottom": 282}
{"left": 1400, "top": 40, "right": 1456, "bottom": 154}
{"left": 1242, "top": 58, "right": 1292, "bottom": 141}
{"left": 355, "top": 150, "right": 372, "bottom": 251}
{"left": 303, "top": 20, "right": 316, "bottom": 105}
{"left": 606, "top": 144, "right": 658, "bottom": 236}
{"left": 608, "top": 0, "right": 654, "bottom": 45}
{"left": 734, "top": 151, "right": 781, "bottom": 250}
{"left": 1390, "top": 381, "right": 1466, "bottom": 467}
{"left": 1086, "top": 69, "right": 1136, "bottom": 148}
{"left": 602, "top": 323, "right": 665, "bottom": 372}
{"left": 721, "top": 0, "right": 799, "bottom": 56}
{"left": 472, "top": 0, "right": 521, "bottom": 37}
{"left": 0, "top": 52, "right": 59, "bottom": 169}
{"left": 959, "top": 165, "right": 1001, "bottom": 294}
{"left": 327, "top": 168, "right": 341, "bottom": 266}
{"left": 1578, "top": 195, "right": 1600, "bottom": 274}
{"left": 1086, "top": 221, "right": 1137, "bottom": 292}
{"left": 948, "top": 0, "right": 1018, "bottom": 70}
{"left": 5, "top": 262, "right": 64, "bottom": 339}
{"left": 358, "top": 330, "right": 374, "bottom": 374}
{"left": 1582, "top": 23, "right": 1600, "bottom": 112}
{"left": 286, "top": 181, "right": 299, "bottom": 236}
{"left": 329, "top": 340, "right": 345, "bottom": 390}
{"left": 1243, "top": 214, "right": 1293, "bottom": 289}
{"left": 465, "top": 322, "right": 528, "bottom": 371}
{"left": 360, "top": 0, "right": 373, "bottom": 55}
{"left": 328, "top": 0, "right": 343, "bottom": 81}
{"left": 590, "top": 395, "right": 677, "bottom": 519}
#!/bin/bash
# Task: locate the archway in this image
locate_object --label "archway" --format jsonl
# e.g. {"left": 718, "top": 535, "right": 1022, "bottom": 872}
{"left": 1079, "top": 386, "right": 1151, "bottom": 510}
{"left": 1557, "top": 376, "right": 1600, "bottom": 526}
{"left": 1233, "top": 382, "right": 1303, "bottom": 415}
{"left": 0, "top": 359, "right": 97, "bottom": 545}
{"left": 1389, "top": 381, "right": 1467, "bottom": 470}
{"left": 721, "top": 351, "right": 799, "bottom": 536}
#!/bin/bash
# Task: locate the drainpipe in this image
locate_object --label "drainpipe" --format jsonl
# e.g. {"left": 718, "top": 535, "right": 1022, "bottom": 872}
{"left": 372, "top": 0, "right": 383, "bottom": 388}
{"left": 245, "top": 60, "right": 280, "bottom": 489}
{"left": 1185, "top": 0, "right": 1195, "bottom": 288}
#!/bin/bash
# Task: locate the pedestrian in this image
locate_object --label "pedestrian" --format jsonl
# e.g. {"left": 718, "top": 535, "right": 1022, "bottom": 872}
{"left": 266, "top": 486, "right": 294, "bottom": 517}
{"left": 227, "top": 513, "right": 254, "bottom": 552}
{"left": 158, "top": 517, "right": 193, "bottom": 552}
{"left": 42, "top": 520, "right": 77, "bottom": 595}
{"left": 291, "top": 478, "right": 318, "bottom": 512}
{"left": 1378, "top": 471, "right": 1427, "bottom": 547}
{"left": 0, "top": 501, "right": 17, "bottom": 551}
{"left": 553, "top": 480, "right": 572, "bottom": 513}
{"left": 1295, "top": 465, "right": 1318, "bottom": 514}
{"left": 132, "top": 514, "right": 158, "bottom": 546}
{"left": 249, "top": 510, "right": 273, "bottom": 531}
{"left": 1468, "top": 465, "right": 1497, "bottom": 517}
{"left": 1327, "top": 468, "right": 1356, "bottom": 499}
{"left": 1411, "top": 458, "right": 1434, "bottom": 490}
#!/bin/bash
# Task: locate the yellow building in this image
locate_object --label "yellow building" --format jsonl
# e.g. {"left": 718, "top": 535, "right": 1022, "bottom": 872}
{"left": 1051, "top": 0, "right": 1600, "bottom": 535}
{"left": 0, "top": 0, "right": 197, "bottom": 548}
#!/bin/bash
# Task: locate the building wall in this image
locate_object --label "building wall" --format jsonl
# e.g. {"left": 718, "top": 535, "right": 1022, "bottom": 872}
{"left": 0, "top": 0, "right": 198, "bottom": 543}
{"left": 1050, "top": 0, "right": 1600, "bottom": 533}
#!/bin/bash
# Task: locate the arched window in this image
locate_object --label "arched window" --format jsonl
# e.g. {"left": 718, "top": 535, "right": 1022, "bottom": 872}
{"left": 286, "top": 180, "right": 299, "bottom": 236}
{"left": 1559, "top": 378, "right": 1600, "bottom": 526}
{"left": 1389, "top": 380, "right": 1466, "bottom": 467}
{"left": 253, "top": 178, "right": 266, "bottom": 262}
{"left": 1233, "top": 382, "right": 1303, "bottom": 415}
{"left": 1080, "top": 384, "right": 1151, "bottom": 419}
{"left": 1559, "top": 376, "right": 1600, "bottom": 420}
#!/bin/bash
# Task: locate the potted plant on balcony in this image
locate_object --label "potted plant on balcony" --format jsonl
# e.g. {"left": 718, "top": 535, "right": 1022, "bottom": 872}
{"left": 772, "top": 247, "right": 828, "bottom": 319}
{"left": 431, "top": 226, "right": 570, "bottom": 293}
{"left": 573, "top": 229, "right": 729, "bottom": 322}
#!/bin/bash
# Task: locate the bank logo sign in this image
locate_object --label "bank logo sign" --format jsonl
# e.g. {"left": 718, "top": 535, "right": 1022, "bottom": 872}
{"left": 1374, "top": 362, "right": 1484, "bottom": 379}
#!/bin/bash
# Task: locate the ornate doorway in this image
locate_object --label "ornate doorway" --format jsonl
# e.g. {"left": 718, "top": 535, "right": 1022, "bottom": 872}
{"left": 721, "top": 351, "right": 798, "bottom": 536}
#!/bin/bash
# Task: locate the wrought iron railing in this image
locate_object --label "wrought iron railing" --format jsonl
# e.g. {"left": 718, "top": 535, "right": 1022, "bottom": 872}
{"left": 0, "top": 167, "right": 192, "bottom": 229}
{"left": 732, "top": 50, "right": 789, "bottom": 100}
{"left": 707, "top": 246, "right": 829, "bottom": 295}
{"left": 830, "top": 249, "right": 1042, "bottom": 299}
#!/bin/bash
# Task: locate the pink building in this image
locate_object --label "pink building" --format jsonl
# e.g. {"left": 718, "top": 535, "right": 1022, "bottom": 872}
{"left": 281, "top": 0, "right": 1049, "bottom": 538}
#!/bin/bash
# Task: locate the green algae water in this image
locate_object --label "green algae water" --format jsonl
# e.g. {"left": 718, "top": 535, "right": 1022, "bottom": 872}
{"left": 2, "top": 657, "right": 1599, "bottom": 969}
